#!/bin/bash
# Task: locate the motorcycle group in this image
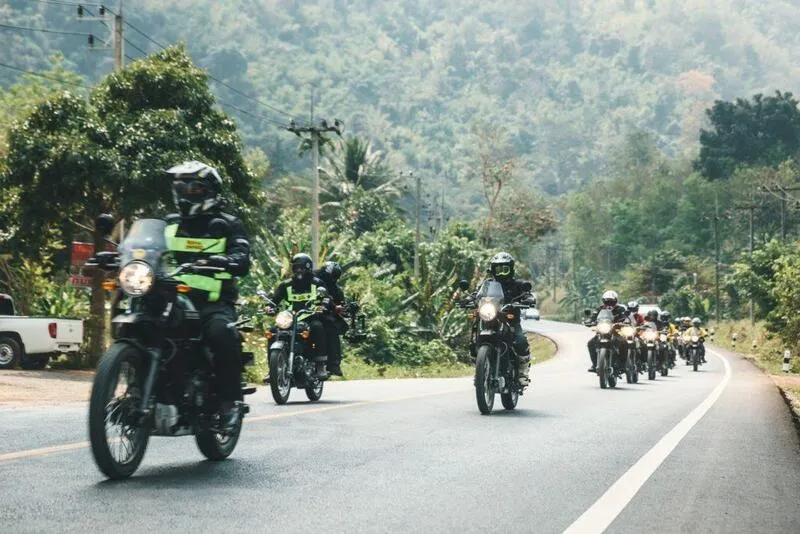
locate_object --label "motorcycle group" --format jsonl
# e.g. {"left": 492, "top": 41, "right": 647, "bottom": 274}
{"left": 583, "top": 291, "right": 710, "bottom": 389}
{"left": 82, "top": 159, "right": 705, "bottom": 479}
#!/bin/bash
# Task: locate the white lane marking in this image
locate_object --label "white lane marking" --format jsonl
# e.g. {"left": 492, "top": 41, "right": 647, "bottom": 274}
{"left": 563, "top": 348, "right": 732, "bottom": 534}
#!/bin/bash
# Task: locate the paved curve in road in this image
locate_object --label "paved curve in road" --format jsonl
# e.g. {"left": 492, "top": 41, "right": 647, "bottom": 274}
{"left": 0, "top": 320, "right": 798, "bottom": 533}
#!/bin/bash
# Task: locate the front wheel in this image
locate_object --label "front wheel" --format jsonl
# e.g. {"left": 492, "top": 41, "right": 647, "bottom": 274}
{"left": 88, "top": 342, "right": 151, "bottom": 480}
{"left": 598, "top": 348, "right": 616, "bottom": 389}
{"left": 625, "top": 350, "right": 636, "bottom": 384}
{"left": 268, "top": 348, "right": 291, "bottom": 405}
{"left": 475, "top": 345, "right": 495, "bottom": 415}
{"left": 647, "top": 349, "right": 656, "bottom": 380}
{"left": 196, "top": 418, "right": 242, "bottom": 461}
{"left": 692, "top": 348, "right": 699, "bottom": 372}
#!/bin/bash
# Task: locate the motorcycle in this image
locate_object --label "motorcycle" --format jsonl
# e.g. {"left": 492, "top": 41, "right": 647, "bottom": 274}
{"left": 619, "top": 323, "right": 640, "bottom": 384}
{"left": 261, "top": 289, "right": 331, "bottom": 404}
{"left": 659, "top": 330, "right": 673, "bottom": 376}
{"left": 684, "top": 327, "right": 705, "bottom": 372}
{"left": 640, "top": 321, "right": 660, "bottom": 380}
{"left": 585, "top": 308, "right": 625, "bottom": 389}
{"left": 86, "top": 215, "right": 256, "bottom": 480}
{"left": 457, "top": 279, "right": 533, "bottom": 415}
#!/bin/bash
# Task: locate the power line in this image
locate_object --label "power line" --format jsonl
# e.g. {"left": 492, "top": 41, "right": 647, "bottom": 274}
{"left": 0, "top": 22, "right": 89, "bottom": 37}
{"left": 27, "top": 0, "right": 107, "bottom": 7}
{"left": 0, "top": 61, "right": 88, "bottom": 87}
{"left": 121, "top": 18, "right": 297, "bottom": 120}
{"left": 123, "top": 38, "right": 146, "bottom": 57}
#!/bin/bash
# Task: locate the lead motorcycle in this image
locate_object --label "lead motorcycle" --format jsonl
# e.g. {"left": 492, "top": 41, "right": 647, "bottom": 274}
{"left": 86, "top": 215, "right": 255, "bottom": 480}
{"left": 584, "top": 308, "right": 626, "bottom": 389}
{"left": 457, "top": 279, "right": 534, "bottom": 415}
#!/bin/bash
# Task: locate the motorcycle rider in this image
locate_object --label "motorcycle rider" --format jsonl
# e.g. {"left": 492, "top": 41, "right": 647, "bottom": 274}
{"left": 691, "top": 317, "right": 709, "bottom": 363}
{"left": 585, "top": 290, "right": 629, "bottom": 373}
{"left": 659, "top": 310, "right": 678, "bottom": 366}
{"left": 482, "top": 252, "right": 537, "bottom": 387}
{"left": 269, "top": 253, "right": 330, "bottom": 379}
{"left": 627, "top": 301, "right": 644, "bottom": 326}
{"left": 313, "top": 261, "right": 347, "bottom": 377}
{"left": 165, "top": 160, "right": 251, "bottom": 429}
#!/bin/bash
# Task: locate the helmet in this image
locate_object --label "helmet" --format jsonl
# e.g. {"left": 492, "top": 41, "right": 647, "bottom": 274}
{"left": 489, "top": 252, "right": 515, "bottom": 281}
{"left": 682, "top": 317, "right": 692, "bottom": 326}
{"left": 692, "top": 317, "right": 702, "bottom": 326}
{"left": 659, "top": 310, "right": 671, "bottom": 323}
{"left": 323, "top": 261, "right": 342, "bottom": 282}
{"left": 602, "top": 290, "right": 619, "bottom": 308}
{"left": 291, "top": 253, "right": 313, "bottom": 280}
{"left": 627, "top": 301, "right": 639, "bottom": 313}
{"left": 167, "top": 160, "right": 223, "bottom": 217}
{"left": 645, "top": 309, "right": 659, "bottom": 322}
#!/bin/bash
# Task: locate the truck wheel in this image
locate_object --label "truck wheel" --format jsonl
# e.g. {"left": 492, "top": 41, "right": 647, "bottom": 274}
{"left": 0, "top": 336, "right": 22, "bottom": 369}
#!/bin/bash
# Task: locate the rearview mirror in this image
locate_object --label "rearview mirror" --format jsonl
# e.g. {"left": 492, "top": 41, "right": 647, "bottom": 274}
{"left": 583, "top": 308, "right": 592, "bottom": 317}
{"left": 208, "top": 218, "right": 229, "bottom": 239}
{"left": 457, "top": 280, "right": 469, "bottom": 291}
{"left": 520, "top": 281, "right": 532, "bottom": 292}
{"left": 95, "top": 214, "right": 115, "bottom": 238}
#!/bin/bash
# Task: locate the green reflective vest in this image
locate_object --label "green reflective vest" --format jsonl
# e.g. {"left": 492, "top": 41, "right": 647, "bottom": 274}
{"left": 286, "top": 284, "right": 317, "bottom": 303}
{"left": 165, "top": 224, "right": 232, "bottom": 302}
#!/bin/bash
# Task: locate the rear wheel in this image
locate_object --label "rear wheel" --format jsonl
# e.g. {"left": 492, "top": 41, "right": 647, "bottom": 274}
{"left": 196, "top": 418, "right": 242, "bottom": 461}
{"left": 501, "top": 390, "right": 518, "bottom": 410}
{"left": 0, "top": 336, "right": 22, "bottom": 370}
{"left": 305, "top": 379, "right": 324, "bottom": 402}
{"left": 647, "top": 349, "right": 656, "bottom": 380}
{"left": 475, "top": 345, "right": 495, "bottom": 414}
{"left": 268, "top": 348, "right": 291, "bottom": 405}
{"left": 88, "top": 342, "right": 150, "bottom": 480}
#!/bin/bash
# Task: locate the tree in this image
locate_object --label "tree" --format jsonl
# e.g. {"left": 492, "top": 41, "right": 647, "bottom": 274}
{"left": 694, "top": 91, "right": 800, "bottom": 180}
{"left": 1, "top": 45, "right": 261, "bottom": 365}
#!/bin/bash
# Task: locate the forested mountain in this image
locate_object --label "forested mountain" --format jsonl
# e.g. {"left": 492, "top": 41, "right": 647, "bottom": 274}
{"left": 3, "top": 0, "right": 800, "bottom": 202}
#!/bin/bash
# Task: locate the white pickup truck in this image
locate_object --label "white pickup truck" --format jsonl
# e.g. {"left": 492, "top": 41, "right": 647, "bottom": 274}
{"left": 0, "top": 293, "right": 84, "bottom": 370}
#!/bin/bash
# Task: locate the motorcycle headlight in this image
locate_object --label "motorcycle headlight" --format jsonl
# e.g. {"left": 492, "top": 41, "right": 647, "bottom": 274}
{"left": 621, "top": 326, "right": 635, "bottom": 337}
{"left": 597, "top": 322, "right": 612, "bottom": 335}
{"left": 479, "top": 302, "right": 498, "bottom": 321}
{"left": 644, "top": 330, "right": 657, "bottom": 341}
{"left": 275, "top": 310, "right": 294, "bottom": 330}
{"left": 692, "top": 335, "right": 700, "bottom": 343}
{"left": 660, "top": 334, "right": 667, "bottom": 342}
{"left": 118, "top": 261, "right": 154, "bottom": 297}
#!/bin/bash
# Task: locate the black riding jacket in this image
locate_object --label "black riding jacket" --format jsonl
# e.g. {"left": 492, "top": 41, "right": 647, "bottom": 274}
{"left": 271, "top": 275, "right": 328, "bottom": 312}
{"left": 167, "top": 212, "right": 250, "bottom": 306}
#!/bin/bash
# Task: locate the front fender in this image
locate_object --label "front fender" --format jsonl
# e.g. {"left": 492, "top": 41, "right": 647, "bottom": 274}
{"left": 269, "top": 340, "right": 287, "bottom": 353}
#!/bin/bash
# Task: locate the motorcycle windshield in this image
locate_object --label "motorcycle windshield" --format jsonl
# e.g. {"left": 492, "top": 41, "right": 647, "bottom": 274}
{"left": 477, "top": 280, "right": 504, "bottom": 303}
{"left": 645, "top": 321, "right": 658, "bottom": 329}
{"left": 597, "top": 309, "right": 614, "bottom": 323}
{"left": 118, "top": 219, "right": 168, "bottom": 268}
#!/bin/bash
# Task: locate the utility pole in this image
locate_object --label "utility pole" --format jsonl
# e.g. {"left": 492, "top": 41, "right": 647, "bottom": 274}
{"left": 713, "top": 196, "right": 721, "bottom": 324}
{"left": 79, "top": 1, "right": 124, "bottom": 72}
{"left": 413, "top": 171, "right": 420, "bottom": 279}
{"left": 114, "top": 1, "right": 124, "bottom": 72}
{"left": 287, "top": 117, "right": 343, "bottom": 266}
{"left": 733, "top": 193, "right": 759, "bottom": 325}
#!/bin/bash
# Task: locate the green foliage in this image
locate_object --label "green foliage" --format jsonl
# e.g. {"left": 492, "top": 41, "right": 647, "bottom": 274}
{"left": 659, "top": 287, "right": 708, "bottom": 321}
{"left": 695, "top": 92, "right": 800, "bottom": 180}
{"left": 726, "top": 240, "right": 789, "bottom": 319}
{"left": 560, "top": 267, "right": 604, "bottom": 317}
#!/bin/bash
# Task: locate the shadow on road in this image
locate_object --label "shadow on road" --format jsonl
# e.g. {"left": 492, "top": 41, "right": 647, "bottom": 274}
{"left": 90, "top": 458, "right": 271, "bottom": 490}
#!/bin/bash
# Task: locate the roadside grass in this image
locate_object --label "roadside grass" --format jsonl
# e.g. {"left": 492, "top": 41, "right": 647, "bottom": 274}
{"left": 711, "top": 320, "right": 800, "bottom": 419}
{"left": 244, "top": 331, "right": 559, "bottom": 382}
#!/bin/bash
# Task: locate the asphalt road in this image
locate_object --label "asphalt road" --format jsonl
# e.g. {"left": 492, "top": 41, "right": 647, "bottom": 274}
{"left": 1, "top": 320, "right": 799, "bottom": 534}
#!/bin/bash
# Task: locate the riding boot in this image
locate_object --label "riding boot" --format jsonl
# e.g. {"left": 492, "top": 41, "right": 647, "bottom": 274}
{"left": 518, "top": 354, "right": 531, "bottom": 387}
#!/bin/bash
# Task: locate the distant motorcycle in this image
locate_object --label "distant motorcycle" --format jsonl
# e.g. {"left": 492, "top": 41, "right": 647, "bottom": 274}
{"left": 619, "top": 324, "right": 639, "bottom": 384}
{"left": 684, "top": 328, "right": 705, "bottom": 372}
{"left": 457, "top": 279, "right": 534, "bottom": 414}
{"left": 585, "top": 309, "right": 626, "bottom": 389}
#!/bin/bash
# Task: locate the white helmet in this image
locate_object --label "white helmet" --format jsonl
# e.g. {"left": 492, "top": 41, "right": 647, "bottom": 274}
{"left": 602, "top": 290, "right": 619, "bottom": 308}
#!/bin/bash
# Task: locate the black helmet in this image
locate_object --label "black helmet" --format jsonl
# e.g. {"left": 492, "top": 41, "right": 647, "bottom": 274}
{"left": 659, "top": 310, "right": 671, "bottom": 323}
{"left": 291, "top": 253, "right": 313, "bottom": 280}
{"left": 323, "top": 261, "right": 342, "bottom": 282}
{"left": 645, "top": 309, "right": 659, "bottom": 322}
{"left": 602, "top": 290, "right": 619, "bottom": 308}
{"left": 627, "top": 301, "right": 639, "bottom": 313}
{"left": 167, "top": 161, "right": 223, "bottom": 217}
{"left": 489, "top": 252, "right": 515, "bottom": 281}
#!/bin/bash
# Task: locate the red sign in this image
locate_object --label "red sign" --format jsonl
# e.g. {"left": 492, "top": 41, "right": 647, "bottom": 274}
{"left": 69, "top": 274, "right": 93, "bottom": 288}
{"left": 70, "top": 241, "right": 115, "bottom": 266}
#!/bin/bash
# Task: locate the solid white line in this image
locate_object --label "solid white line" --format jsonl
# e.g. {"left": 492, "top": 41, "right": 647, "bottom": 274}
{"left": 562, "top": 348, "right": 732, "bottom": 534}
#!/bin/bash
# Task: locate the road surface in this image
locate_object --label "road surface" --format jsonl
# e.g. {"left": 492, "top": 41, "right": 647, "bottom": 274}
{"left": 0, "top": 320, "right": 798, "bottom": 533}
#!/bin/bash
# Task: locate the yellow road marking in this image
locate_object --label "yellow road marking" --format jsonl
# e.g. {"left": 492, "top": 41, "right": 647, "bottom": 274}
{"left": 0, "top": 387, "right": 468, "bottom": 463}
